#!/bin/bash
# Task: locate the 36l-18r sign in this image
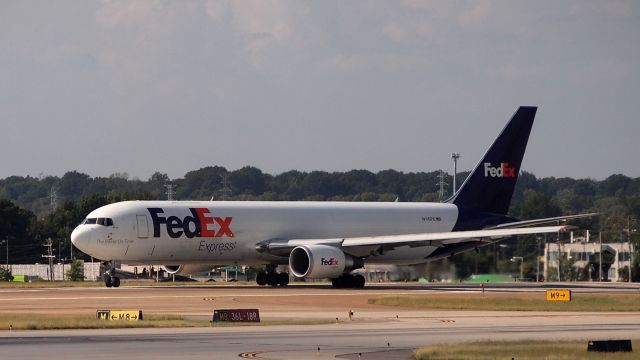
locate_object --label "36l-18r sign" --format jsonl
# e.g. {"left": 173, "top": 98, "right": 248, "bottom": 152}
{"left": 212, "top": 309, "right": 260, "bottom": 323}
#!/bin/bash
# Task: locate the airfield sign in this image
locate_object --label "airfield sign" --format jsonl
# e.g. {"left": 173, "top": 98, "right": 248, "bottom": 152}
{"left": 96, "top": 310, "right": 143, "bottom": 321}
{"left": 546, "top": 289, "right": 572, "bottom": 302}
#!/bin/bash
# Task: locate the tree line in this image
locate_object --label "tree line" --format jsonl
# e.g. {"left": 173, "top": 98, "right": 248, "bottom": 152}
{"left": 0, "top": 166, "right": 638, "bottom": 279}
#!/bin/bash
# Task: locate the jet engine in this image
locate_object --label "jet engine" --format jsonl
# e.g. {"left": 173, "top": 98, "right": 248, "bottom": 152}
{"left": 162, "top": 264, "right": 214, "bottom": 275}
{"left": 289, "top": 245, "right": 363, "bottom": 279}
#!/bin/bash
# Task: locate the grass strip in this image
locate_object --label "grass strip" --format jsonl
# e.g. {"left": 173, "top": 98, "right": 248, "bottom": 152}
{"left": 369, "top": 293, "right": 640, "bottom": 312}
{"left": 0, "top": 280, "right": 258, "bottom": 289}
{"left": 413, "top": 339, "right": 640, "bottom": 359}
{"left": 0, "top": 314, "right": 332, "bottom": 330}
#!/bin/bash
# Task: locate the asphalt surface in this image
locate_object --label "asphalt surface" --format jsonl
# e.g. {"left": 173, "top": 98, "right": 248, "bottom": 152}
{"left": 1, "top": 282, "right": 639, "bottom": 359}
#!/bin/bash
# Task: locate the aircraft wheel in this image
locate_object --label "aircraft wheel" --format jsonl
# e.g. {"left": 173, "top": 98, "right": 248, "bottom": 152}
{"left": 112, "top": 277, "right": 121, "bottom": 288}
{"left": 256, "top": 272, "right": 267, "bottom": 286}
{"left": 266, "top": 272, "right": 278, "bottom": 287}
{"left": 277, "top": 272, "right": 289, "bottom": 286}
{"left": 342, "top": 275, "right": 355, "bottom": 288}
{"left": 105, "top": 276, "right": 113, "bottom": 288}
{"left": 353, "top": 274, "right": 365, "bottom": 289}
{"left": 331, "top": 277, "right": 342, "bottom": 288}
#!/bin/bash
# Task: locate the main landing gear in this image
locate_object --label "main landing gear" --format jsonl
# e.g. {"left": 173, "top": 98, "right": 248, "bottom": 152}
{"left": 256, "top": 264, "right": 289, "bottom": 287}
{"left": 102, "top": 261, "right": 121, "bottom": 288}
{"left": 331, "top": 273, "right": 365, "bottom": 289}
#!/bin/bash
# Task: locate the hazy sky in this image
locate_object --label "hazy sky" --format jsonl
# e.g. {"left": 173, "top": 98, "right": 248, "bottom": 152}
{"left": 1, "top": 1, "right": 638, "bottom": 181}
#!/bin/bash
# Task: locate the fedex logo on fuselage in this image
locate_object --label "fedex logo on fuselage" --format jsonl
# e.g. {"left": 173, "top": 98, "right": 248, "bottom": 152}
{"left": 483, "top": 162, "right": 516, "bottom": 178}
{"left": 147, "top": 208, "right": 234, "bottom": 239}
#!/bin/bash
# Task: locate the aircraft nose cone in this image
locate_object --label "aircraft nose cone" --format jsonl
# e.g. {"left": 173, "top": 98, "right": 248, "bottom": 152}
{"left": 71, "top": 226, "right": 90, "bottom": 252}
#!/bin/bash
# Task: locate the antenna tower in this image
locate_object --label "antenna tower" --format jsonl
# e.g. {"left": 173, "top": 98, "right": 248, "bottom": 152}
{"left": 50, "top": 187, "right": 58, "bottom": 211}
{"left": 165, "top": 183, "right": 175, "bottom": 201}
{"left": 436, "top": 170, "right": 449, "bottom": 202}
{"left": 220, "top": 174, "right": 231, "bottom": 200}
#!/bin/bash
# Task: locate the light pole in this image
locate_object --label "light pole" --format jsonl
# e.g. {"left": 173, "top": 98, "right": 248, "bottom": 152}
{"left": 536, "top": 237, "right": 542, "bottom": 282}
{"left": 451, "top": 152, "right": 461, "bottom": 194}
{"left": 1, "top": 237, "right": 8, "bottom": 267}
{"left": 626, "top": 216, "right": 636, "bottom": 283}
{"left": 511, "top": 256, "right": 524, "bottom": 281}
{"left": 497, "top": 244, "right": 508, "bottom": 271}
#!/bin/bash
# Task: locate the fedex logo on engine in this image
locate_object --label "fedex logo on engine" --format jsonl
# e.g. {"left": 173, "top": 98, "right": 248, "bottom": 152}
{"left": 147, "top": 208, "right": 234, "bottom": 239}
{"left": 483, "top": 162, "right": 516, "bottom": 178}
{"left": 321, "top": 257, "right": 339, "bottom": 266}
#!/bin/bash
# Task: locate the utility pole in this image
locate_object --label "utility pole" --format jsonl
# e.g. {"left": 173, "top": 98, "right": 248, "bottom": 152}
{"left": 42, "top": 238, "right": 55, "bottom": 281}
{"left": 451, "top": 152, "right": 461, "bottom": 194}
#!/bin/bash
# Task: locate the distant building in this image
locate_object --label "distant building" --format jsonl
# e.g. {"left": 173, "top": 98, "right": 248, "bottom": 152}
{"left": 543, "top": 241, "right": 634, "bottom": 282}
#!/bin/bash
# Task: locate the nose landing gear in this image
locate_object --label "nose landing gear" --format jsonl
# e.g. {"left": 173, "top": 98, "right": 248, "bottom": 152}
{"left": 102, "top": 261, "right": 121, "bottom": 288}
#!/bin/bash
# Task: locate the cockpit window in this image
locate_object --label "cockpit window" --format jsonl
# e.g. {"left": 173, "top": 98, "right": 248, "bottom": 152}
{"left": 83, "top": 218, "right": 114, "bottom": 226}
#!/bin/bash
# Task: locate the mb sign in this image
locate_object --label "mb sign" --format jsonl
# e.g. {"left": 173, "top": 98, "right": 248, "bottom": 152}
{"left": 546, "top": 289, "right": 571, "bottom": 302}
{"left": 96, "top": 310, "right": 143, "bottom": 321}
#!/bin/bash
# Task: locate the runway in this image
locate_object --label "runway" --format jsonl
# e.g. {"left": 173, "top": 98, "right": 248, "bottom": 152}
{"left": 1, "top": 283, "right": 639, "bottom": 359}
{"left": 1, "top": 313, "right": 639, "bottom": 359}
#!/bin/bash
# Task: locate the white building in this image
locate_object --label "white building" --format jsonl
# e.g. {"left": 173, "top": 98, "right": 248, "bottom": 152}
{"left": 544, "top": 241, "right": 634, "bottom": 282}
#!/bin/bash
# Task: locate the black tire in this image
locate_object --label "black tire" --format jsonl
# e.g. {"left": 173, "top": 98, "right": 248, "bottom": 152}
{"left": 266, "top": 272, "right": 278, "bottom": 287}
{"left": 278, "top": 272, "right": 289, "bottom": 286}
{"left": 105, "top": 276, "right": 113, "bottom": 288}
{"left": 353, "top": 274, "right": 365, "bottom": 289}
{"left": 112, "top": 277, "right": 121, "bottom": 288}
{"left": 331, "top": 277, "right": 342, "bottom": 288}
{"left": 256, "top": 272, "right": 267, "bottom": 286}
{"left": 342, "top": 275, "right": 355, "bottom": 288}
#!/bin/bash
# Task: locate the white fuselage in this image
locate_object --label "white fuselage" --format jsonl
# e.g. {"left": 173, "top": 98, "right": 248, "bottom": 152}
{"left": 71, "top": 200, "right": 459, "bottom": 266}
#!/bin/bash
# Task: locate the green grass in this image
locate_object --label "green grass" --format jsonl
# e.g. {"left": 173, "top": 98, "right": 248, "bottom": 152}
{"left": 0, "top": 314, "right": 333, "bottom": 330}
{"left": 413, "top": 339, "right": 640, "bottom": 359}
{"left": 0, "top": 280, "right": 257, "bottom": 288}
{"left": 0, "top": 314, "right": 209, "bottom": 330}
{"left": 369, "top": 293, "right": 640, "bottom": 312}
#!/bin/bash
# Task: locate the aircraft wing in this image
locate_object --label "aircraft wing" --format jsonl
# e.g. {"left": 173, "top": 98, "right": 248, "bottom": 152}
{"left": 340, "top": 225, "right": 568, "bottom": 248}
{"left": 487, "top": 213, "right": 598, "bottom": 229}
{"left": 257, "top": 225, "right": 570, "bottom": 256}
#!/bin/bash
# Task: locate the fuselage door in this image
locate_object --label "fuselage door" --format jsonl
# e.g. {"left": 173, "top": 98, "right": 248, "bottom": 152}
{"left": 136, "top": 215, "right": 149, "bottom": 238}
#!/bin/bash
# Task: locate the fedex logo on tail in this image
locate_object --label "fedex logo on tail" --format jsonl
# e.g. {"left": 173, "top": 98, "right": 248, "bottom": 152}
{"left": 484, "top": 162, "right": 516, "bottom": 178}
{"left": 148, "top": 208, "right": 234, "bottom": 239}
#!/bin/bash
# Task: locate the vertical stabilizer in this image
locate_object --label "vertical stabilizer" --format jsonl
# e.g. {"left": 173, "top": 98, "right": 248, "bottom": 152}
{"left": 448, "top": 106, "right": 537, "bottom": 215}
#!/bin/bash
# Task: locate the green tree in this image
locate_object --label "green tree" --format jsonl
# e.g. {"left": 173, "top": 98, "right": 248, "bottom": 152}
{"left": 66, "top": 260, "right": 84, "bottom": 281}
{"left": 0, "top": 265, "right": 12, "bottom": 281}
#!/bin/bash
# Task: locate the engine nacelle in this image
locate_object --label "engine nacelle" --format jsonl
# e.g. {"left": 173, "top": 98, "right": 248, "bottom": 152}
{"left": 289, "top": 245, "right": 363, "bottom": 279}
{"left": 161, "top": 264, "right": 214, "bottom": 275}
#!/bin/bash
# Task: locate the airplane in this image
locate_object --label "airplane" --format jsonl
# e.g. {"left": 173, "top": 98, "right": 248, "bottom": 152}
{"left": 71, "top": 106, "right": 595, "bottom": 288}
